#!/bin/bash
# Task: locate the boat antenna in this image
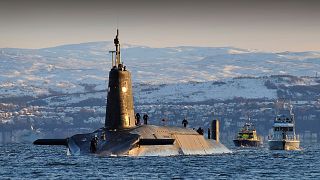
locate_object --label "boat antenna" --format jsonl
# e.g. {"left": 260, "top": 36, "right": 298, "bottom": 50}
{"left": 246, "top": 112, "right": 251, "bottom": 123}
{"left": 289, "top": 104, "right": 294, "bottom": 116}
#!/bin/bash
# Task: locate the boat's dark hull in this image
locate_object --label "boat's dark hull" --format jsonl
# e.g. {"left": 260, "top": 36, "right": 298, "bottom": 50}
{"left": 268, "top": 140, "right": 300, "bottom": 150}
{"left": 233, "top": 139, "right": 261, "bottom": 147}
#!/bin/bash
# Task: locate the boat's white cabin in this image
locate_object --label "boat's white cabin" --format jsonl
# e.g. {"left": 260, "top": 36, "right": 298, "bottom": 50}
{"left": 270, "top": 114, "right": 298, "bottom": 141}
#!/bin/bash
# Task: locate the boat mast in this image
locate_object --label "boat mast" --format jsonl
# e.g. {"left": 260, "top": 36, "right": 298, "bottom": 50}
{"left": 114, "top": 29, "right": 121, "bottom": 66}
{"left": 289, "top": 104, "right": 296, "bottom": 136}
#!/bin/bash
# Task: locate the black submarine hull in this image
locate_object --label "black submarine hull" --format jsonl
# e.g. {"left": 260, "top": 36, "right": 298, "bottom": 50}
{"left": 33, "top": 139, "right": 68, "bottom": 146}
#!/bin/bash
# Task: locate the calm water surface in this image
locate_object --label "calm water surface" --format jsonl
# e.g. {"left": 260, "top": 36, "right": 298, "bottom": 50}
{"left": 0, "top": 143, "right": 319, "bottom": 179}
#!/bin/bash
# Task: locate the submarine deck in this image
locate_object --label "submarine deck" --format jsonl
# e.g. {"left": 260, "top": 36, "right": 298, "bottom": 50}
{"left": 68, "top": 125, "right": 231, "bottom": 156}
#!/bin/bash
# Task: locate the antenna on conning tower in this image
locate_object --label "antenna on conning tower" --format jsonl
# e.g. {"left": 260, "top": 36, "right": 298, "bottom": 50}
{"left": 109, "top": 51, "right": 116, "bottom": 67}
{"left": 114, "top": 29, "right": 121, "bottom": 66}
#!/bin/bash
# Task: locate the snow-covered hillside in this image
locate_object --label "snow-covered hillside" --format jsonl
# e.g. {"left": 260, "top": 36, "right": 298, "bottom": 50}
{"left": 12, "top": 76, "right": 318, "bottom": 107}
{"left": 0, "top": 42, "right": 319, "bottom": 100}
{"left": 135, "top": 78, "right": 277, "bottom": 103}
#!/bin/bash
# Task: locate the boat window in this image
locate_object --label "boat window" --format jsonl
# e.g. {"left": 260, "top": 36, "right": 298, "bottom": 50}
{"left": 289, "top": 127, "right": 293, "bottom": 131}
{"left": 279, "top": 127, "right": 289, "bottom": 131}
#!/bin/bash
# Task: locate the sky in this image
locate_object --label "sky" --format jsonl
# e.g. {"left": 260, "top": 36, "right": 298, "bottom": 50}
{"left": 0, "top": 0, "right": 319, "bottom": 52}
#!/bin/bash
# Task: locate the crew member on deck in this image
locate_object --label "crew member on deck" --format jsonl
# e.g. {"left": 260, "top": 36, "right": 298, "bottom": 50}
{"left": 90, "top": 135, "right": 99, "bottom": 153}
{"left": 182, "top": 118, "right": 188, "bottom": 128}
{"left": 143, "top": 114, "right": 149, "bottom": 125}
{"left": 135, "top": 113, "right": 141, "bottom": 125}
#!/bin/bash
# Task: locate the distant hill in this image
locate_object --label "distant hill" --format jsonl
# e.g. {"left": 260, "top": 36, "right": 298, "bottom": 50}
{"left": 0, "top": 42, "right": 320, "bottom": 99}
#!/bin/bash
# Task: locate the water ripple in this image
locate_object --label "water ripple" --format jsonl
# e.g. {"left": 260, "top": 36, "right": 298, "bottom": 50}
{"left": 0, "top": 143, "right": 319, "bottom": 179}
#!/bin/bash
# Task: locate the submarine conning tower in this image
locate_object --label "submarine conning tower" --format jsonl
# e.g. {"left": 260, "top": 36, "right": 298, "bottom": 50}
{"left": 105, "top": 29, "right": 136, "bottom": 130}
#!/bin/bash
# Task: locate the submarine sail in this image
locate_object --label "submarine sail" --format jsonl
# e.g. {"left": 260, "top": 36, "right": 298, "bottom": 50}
{"left": 105, "top": 30, "right": 135, "bottom": 129}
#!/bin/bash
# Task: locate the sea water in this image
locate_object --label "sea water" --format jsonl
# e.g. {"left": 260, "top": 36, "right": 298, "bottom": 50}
{"left": 0, "top": 143, "right": 319, "bottom": 179}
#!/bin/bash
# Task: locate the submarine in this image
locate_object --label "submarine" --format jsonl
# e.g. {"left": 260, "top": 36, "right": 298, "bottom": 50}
{"left": 34, "top": 30, "right": 231, "bottom": 156}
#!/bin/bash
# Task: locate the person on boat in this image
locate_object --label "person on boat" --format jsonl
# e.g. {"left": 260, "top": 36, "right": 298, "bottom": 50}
{"left": 135, "top": 113, "right": 141, "bottom": 125}
{"left": 90, "top": 135, "right": 98, "bottom": 153}
{"left": 182, "top": 118, "right": 188, "bottom": 128}
{"left": 143, "top": 114, "right": 149, "bottom": 125}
